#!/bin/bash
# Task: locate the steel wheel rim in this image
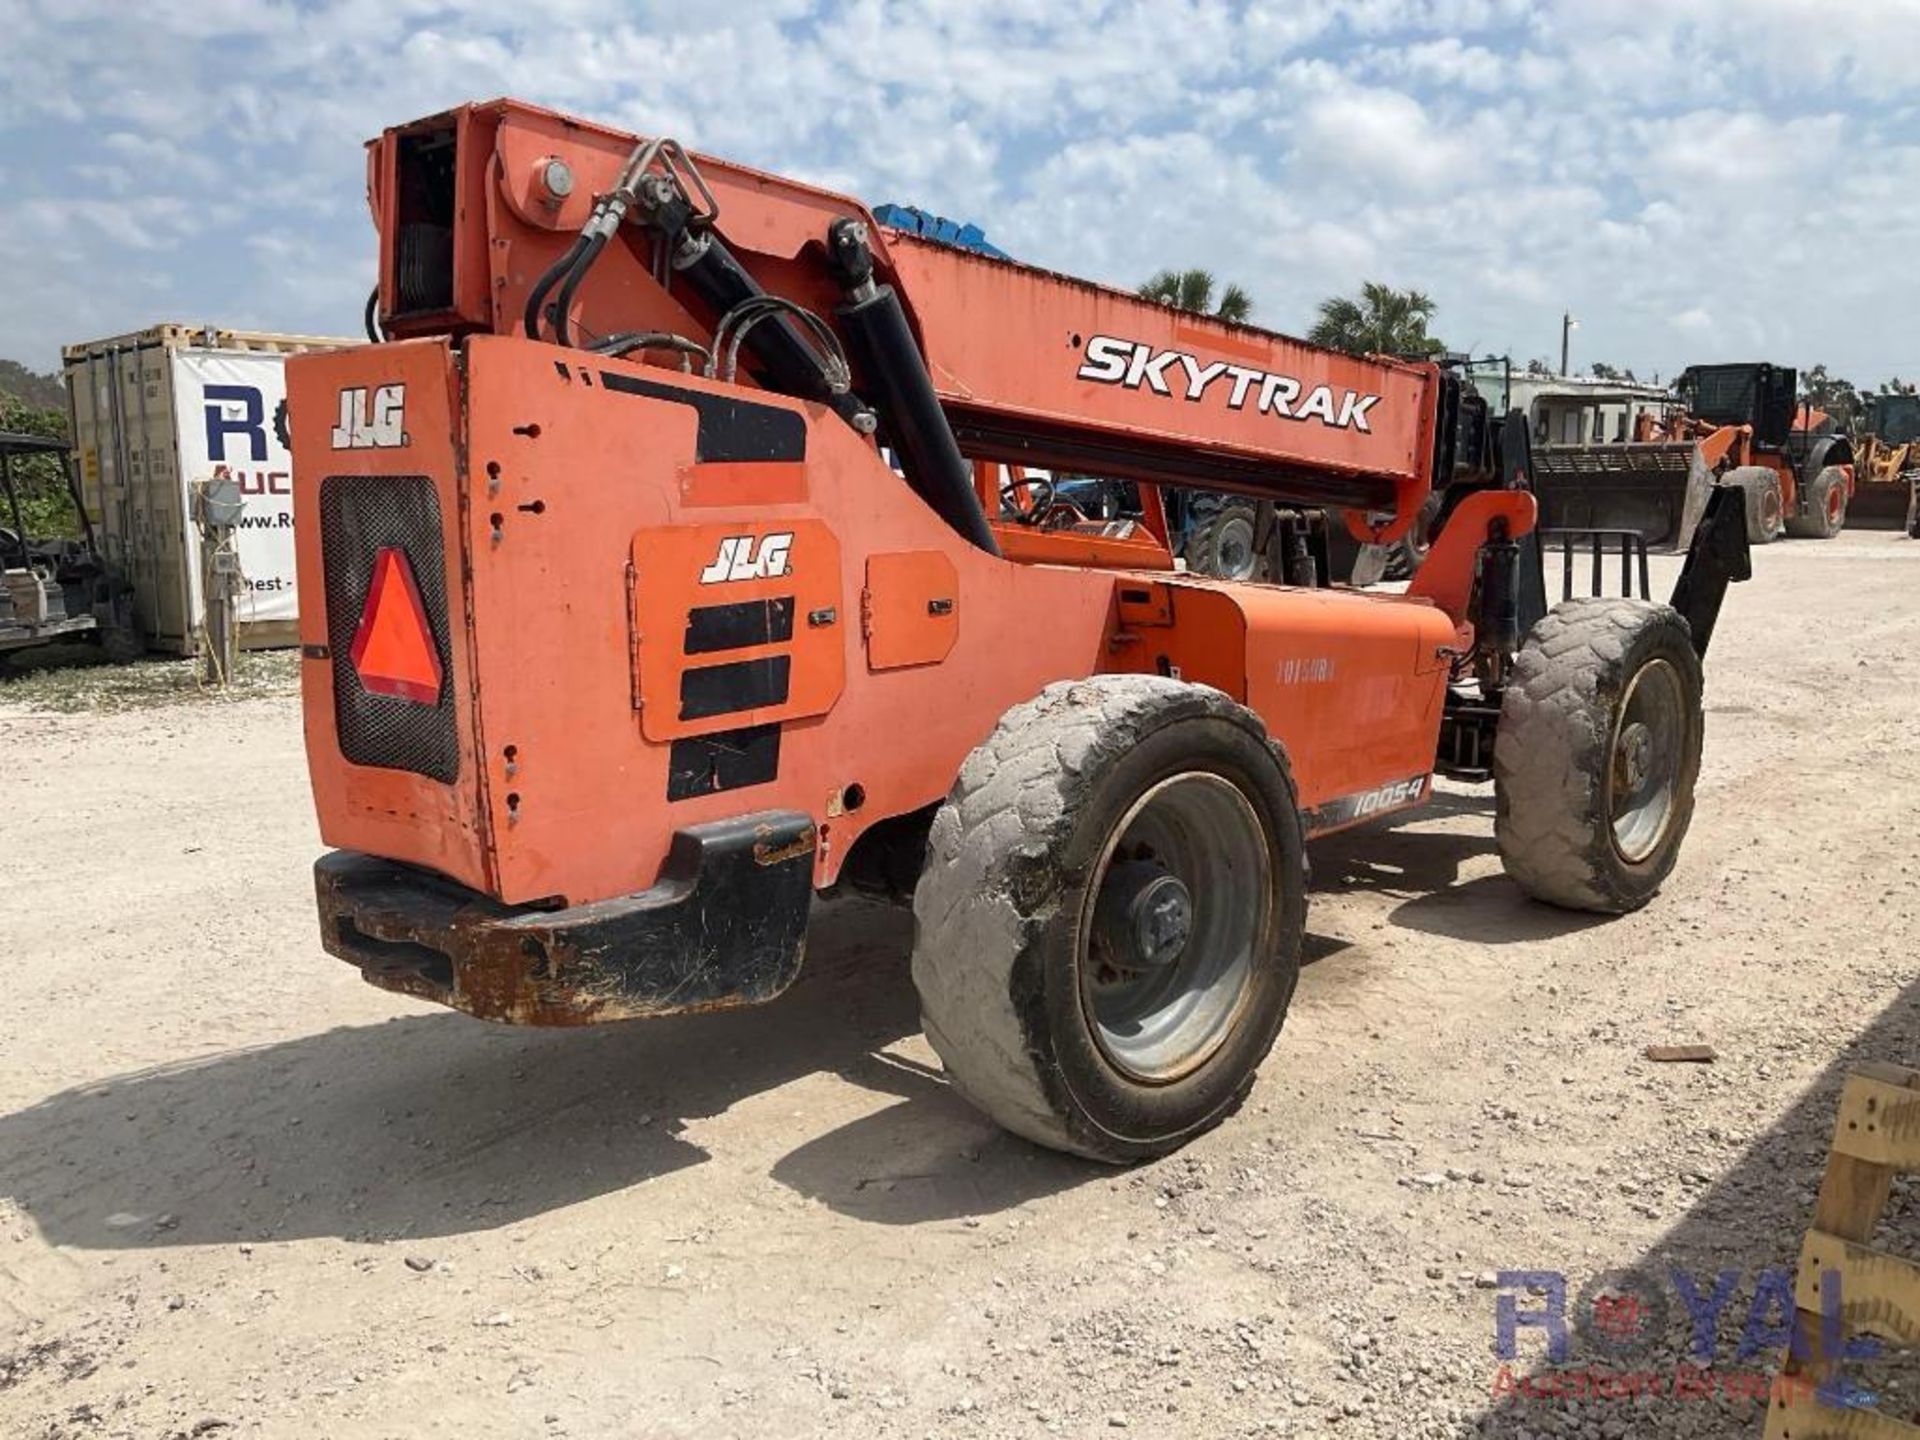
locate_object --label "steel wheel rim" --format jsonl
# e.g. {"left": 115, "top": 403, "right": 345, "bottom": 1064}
{"left": 1607, "top": 658, "right": 1686, "bottom": 864}
{"left": 1827, "top": 483, "right": 1845, "bottom": 525}
{"left": 1079, "top": 772, "right": 1269, "bottom": 1083}
{"left": 1215, "top": 517, "right": 1257, "bottom": 580}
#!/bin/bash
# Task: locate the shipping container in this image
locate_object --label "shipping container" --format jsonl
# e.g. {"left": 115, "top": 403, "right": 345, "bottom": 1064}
{"left": 63, "top": 324, "right": 356, "bottom": 654}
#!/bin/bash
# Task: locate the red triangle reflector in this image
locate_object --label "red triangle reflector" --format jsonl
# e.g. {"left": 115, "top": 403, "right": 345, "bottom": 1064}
{"left": 350, "top": 547, "right": 444, "bottom": 705}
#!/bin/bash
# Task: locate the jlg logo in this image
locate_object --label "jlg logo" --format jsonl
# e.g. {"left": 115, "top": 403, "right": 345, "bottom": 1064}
{"left": 699, "top": 532, "right": 794, "bottom": 584}
{"left": 330, "top": 385, "right": 408, "bottom": 449}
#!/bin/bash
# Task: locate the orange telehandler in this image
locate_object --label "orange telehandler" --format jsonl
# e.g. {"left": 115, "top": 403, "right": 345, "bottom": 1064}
{"left": 290, "top": 99, "right": 1750, "bottom": 1161}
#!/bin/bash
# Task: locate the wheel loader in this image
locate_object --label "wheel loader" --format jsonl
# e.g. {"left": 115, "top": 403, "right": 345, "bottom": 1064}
{"left": 290, "top": 99, "right": 1749, "bottom": 1162}
{"left": 1531, "top": 362, "right": 1855, "bottom": 550}
{"left": 1852, "top": 392, "right": 1920, "bottom": 535}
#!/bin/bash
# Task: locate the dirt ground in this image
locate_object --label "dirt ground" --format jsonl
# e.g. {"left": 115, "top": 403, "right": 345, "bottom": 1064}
{"left": 3, "top": 534, "right": 1918, "bottom": 1440}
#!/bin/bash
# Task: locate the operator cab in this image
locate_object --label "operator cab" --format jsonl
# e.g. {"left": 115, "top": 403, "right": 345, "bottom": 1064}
{"left": 1677, "top": 363, "right": 1798, "bottom": 450}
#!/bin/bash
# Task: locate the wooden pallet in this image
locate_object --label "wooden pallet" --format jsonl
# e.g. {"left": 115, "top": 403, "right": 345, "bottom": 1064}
{"left": 60, "top": 322, "right": 354, "bottom": 363}
{"left": 1765, "top": 1063, "right": 1920, "bottom": 1439}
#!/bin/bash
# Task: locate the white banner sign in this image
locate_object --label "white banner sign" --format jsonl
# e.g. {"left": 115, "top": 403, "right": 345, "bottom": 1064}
{"left": 170, "top": 349, "right": 299, "bottom": 626}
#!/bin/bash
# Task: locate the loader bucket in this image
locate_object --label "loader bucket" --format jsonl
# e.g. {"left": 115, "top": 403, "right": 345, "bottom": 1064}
{"left": 1851, "top": 483, "right": 1915, "bottom": 529}
{"left": 1530, "top": 441, "right": 1714, "bottom": 552}
{"left": 1850, "top": 441, "right": 1917, "bottom": 529}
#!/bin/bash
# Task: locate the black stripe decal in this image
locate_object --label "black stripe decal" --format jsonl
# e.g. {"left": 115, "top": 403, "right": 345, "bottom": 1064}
{"left": 1301, "top": 773, "right": 1430, "bottom": 833}
{"left": 667, "top": 723, "right": 781, "bottom": 801}
{"left": 599, "top": 371, "right": 806, "bottom": 463}
{"left": 679, "top": 655, "right": 792, "bottom": 721}
{"left": 684, "top": 597, "right": 796, "bottom": 655}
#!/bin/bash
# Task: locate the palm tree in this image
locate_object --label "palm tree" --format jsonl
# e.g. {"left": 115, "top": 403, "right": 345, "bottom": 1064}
{"left": 1307, "top": 281, "right": 1444, "bottom": 358}
{"left": 1139, "top": 268, "right": 1254, "bottom": 324}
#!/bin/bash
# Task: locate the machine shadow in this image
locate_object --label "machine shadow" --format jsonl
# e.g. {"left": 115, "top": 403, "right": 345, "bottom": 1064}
{"left": 2, "top": 795, "right": 1637, "bottom": 1249}
{"left": 778, "top": 793, "right": 1626, "bottom": 1224}
{"left": 1469, "top": 976, "right": 1920, "bottom": 1438}
{"left": 1307, "top": 788, "right": 1610, "bottom": 945}
{"left": 0, "top": 898, "right": 1010, "bottom": 1250}
{"left": 768, "top": 1082, "right": 1100, "bottom": 1226}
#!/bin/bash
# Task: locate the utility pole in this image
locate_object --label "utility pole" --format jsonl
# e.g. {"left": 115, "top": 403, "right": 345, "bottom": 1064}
{"left": 1561, "top": 311, "right": 1579, "bottom": 377}
{"left": 190, "top": 474, "right": 245, "bottom": 686}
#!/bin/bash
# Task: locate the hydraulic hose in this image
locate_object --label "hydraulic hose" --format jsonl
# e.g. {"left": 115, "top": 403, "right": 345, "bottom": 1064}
{"left": 533, "top": 136, "right": 717, "bottom": 348}
{"left": 551, "top": 229, "right": 611, "bottom": 348}
{"left": 592, "top": 331, "right": 713, "bottom": 371}
{"left": 523, "top": 230, "right": 593, "bottom": 340}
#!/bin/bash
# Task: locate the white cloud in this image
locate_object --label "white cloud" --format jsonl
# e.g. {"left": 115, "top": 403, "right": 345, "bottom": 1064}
{"left": 1633, "top": 110, "right": 1847, "bottom": 193}
{"left": 0, "top": 0, "right": 1914, "bottom": 385}
{"left": 1294, "top": 85, "right": 1474, "bottom": 193}
{"left": 1371, "top": 37, "right": 1507, "bottom": 91}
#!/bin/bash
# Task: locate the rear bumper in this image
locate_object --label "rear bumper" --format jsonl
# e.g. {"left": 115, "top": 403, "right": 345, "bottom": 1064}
{"left": 315, "top": 811, "right": 816, "bottom": 1025}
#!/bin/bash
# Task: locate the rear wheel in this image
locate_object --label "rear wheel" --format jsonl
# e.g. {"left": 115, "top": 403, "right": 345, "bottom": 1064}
{"left": 1785, "top": 466, "right": 1849, "bottom": 539}
{"left": 911, "top": 676, "right": 1305, "bottom": 1162}
{"left": 1725, "top": 466, "right": 1783, "bottom": 545}
{"left": 1494, "top": 599, "right": 1704, "bottom": 913}
{"left": 1182, "top": 495, "right": 1261, "bottom": 580}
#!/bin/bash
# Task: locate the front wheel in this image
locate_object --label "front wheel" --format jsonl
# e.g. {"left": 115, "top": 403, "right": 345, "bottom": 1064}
{"left": 1494, "top": 599, "right": 1704, "bottom": 913}
{"left": 1724, "top": 466, "right": 1783, "bottom": 545}
{"left": 910, "top": 676, "right": 1305, "bottom": 1162}
{"left": 1785, "top": 465, "right": 1849, "bottom": 539}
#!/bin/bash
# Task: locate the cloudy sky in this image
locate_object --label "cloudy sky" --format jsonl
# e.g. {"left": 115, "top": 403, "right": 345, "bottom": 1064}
{"left": 2, "top": 0, "right": 1916, "bottom": 384}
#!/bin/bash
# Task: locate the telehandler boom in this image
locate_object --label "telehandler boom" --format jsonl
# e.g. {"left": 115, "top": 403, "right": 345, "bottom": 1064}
{"left": 292, "top": 99, "right": 1748, "bottom": 1160}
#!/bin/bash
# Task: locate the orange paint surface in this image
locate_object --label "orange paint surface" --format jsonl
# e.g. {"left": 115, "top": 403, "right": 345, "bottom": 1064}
{"left": 295, "top": 339, "right": 1475, "bottom": 906}
{"left": 295, "top": 98, "right": 1504, "bottom": 910}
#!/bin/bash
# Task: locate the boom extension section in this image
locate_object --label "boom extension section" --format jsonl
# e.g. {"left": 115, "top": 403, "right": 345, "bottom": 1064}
{"left": 368, "top": 99, "right": 1441, "bottom": 542}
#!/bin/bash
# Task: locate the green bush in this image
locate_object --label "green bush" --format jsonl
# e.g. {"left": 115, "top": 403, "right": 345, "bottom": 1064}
{"left": 0, "top": 393, "right": 79, "bottom": 540}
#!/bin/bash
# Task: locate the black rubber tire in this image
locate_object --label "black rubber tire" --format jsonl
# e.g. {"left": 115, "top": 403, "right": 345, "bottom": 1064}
{"left": 1724, "top": 466, "right": 1782, "bottom": 545}
{"left": 1347, "top": 488, "right": 1444, "bottom": 586}
{"left": 1347, "top": 542, "right": 1392, "bottom": 587}
{"left": 1493, "top": 599, "right": 1704, "bottom": 914}
{"left": 1383, "top": 488, "right": 1446, "bottom": 581}
{"left": 1182, "top": 495, "right": 1262, "bottom": 580}
{"left": 910, "top": 676, "right": 1306, "bottom": 1162}
{"left": 1784, "top": 465, "right": 1848, "bottom": 540}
